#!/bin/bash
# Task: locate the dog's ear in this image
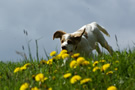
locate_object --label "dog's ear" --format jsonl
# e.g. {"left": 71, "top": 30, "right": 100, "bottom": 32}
{"left": 53, "top": 30, "right": 66, "bottom": 40}
{"left": 74, "top": 28, "right": 86, "bottom": 38}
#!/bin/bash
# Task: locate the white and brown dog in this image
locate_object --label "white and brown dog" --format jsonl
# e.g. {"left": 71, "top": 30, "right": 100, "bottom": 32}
{"left": 53, "top": 22, "right": 113, "bottom": 56}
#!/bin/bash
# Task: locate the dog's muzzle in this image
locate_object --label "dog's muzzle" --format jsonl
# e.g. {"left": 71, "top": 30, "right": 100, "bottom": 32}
{"left": 62, "top": 46, "right": 67, "bottom": 50}
{"left": 61, "top": 46, "right": 73, "bottom": 54}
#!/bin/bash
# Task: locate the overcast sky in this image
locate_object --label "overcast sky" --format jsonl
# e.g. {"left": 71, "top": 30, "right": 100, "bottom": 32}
{"left": 0, "top": 0, "right": 135, "bottom": 61}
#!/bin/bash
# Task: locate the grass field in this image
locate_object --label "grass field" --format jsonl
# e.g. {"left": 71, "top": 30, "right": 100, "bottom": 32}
{"left": 0, "top": 49, "right": 135, "bottom": 90}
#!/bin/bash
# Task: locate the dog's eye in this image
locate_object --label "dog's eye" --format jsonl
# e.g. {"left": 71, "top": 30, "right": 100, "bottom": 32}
{"left": 68, "top": 40, "right": 72, "bottom": 44}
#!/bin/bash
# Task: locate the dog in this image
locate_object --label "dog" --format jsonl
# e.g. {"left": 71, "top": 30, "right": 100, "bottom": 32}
{"left": 53, "top": 22, "right": 113, "bottom": 56}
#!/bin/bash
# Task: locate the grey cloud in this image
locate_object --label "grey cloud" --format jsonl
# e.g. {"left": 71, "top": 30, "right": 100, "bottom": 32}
{"left": 0, "top": 0, "right": 135, "bottom": 61}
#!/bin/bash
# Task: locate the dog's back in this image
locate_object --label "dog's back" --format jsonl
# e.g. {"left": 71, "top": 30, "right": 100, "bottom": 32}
{"left": 77, "top": 22, "right": 113, "bottom": 55}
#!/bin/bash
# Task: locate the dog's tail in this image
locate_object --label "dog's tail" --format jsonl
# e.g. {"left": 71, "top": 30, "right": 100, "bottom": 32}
{"left": 93, "top": 22, "right": 110, "bottom": 37}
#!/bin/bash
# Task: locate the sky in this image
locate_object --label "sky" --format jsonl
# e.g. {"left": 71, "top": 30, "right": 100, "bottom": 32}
{"left": 0, "top": 0, "right": 135, "bottom": 62}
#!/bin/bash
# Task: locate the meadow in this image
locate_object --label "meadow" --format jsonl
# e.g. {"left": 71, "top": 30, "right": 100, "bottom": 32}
{"left": 0, "top": 48, "right": 135, "bottom": 90}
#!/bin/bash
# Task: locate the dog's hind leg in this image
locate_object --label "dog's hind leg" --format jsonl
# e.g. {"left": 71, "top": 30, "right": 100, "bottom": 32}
{"left": 100, "top": 40, "right": 113, "bottom": 55}
{"left": 96, "top": 32, "right": 113, "bottom": 55}
{"left": 95, "top": 42, "right": 102, "bottom": 55}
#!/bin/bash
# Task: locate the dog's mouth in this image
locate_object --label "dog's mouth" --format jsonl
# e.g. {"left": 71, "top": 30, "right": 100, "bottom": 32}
{"left": 62, "top": 48, "right": 73, "bottom": 55}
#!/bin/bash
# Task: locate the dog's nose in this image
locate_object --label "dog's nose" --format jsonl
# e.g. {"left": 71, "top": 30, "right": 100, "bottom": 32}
{"left": 62, "top": 46, "right": 67, "bottom": 50}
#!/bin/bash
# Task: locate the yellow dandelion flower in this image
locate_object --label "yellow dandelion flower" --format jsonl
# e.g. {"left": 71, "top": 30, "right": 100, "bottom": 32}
{"left": 71, "top": 53, "right": 80, "bottom": 58}
{"left": 20, "top": 83, "right": 29, "bottom": 90}
{"left": 77, "top": 57, "right": 85, "bottom": 65}
{"left": 48, "top": 88, "right": 52, "bottom": 90}
{"left": 107, "top": 86, "right": 117, "bottom": 90}
{"left": 47, "top": 59, "right": 53, "bottom": 65}
{"left": 82, "top": 61, "right": 90, "bottom": 65}
{"left": 14, "top": 67, "right": 21, "bottom": 73}
{"left": 115, "top": 60, "right": 119, "bottom": 63}
{"left": 70, "top": 75, "right": 82, "bottom": 84}
{"left": 115, "top": 68, "right": 118, "bottom": 71}
{"left": 54, "top": 50, "right": 68, "bottom": 59}
{"left": 70, "top": 60, "right": 77, "bottom": 68}
{"left": 31, "top": 87, "right": 39, "bottom": 90}
{"left": 35, "top": 73, "right": 44, "bottom": 82}
{"left": 60, "top": 50, "right": 68, "bottom": 54}
{"left": 32, "top": 75, "right": 35, "bottom": 80}
{"left": 54, "top": 54, "right": 62, "bottom": 59}
{"left": 93, "top": 61, "right": 99, "bottom": 67}
{"left": 54, "top": 70, "right": 57, "bottom": 73}
{"left": 80, "top": 78, "right": 92, "bottom": 84}
{"left": 50, "top": 51, "right": 57, "bottom": 56}
{"left": 93, "top": 67, "right": 100, "bottom": 72}
{"left": 23, "top": 63, "right": 31, "bottom": 67}
{"left": 52, "top": 76, "right": 56, "bottom": 80}
{"left": 102, "top": 63, "right": 110, "bottom": 71}
{"left": 99, "top": 60, "right": 106, "bottom": 63}
{"left": 40, "top": 60, "right": 47, "bottom": 64}
{"left": 20, "top": 66, "right": 27, "bottom": 71}
{"left": 106, "top": 71, "right": 113, "bottom": 75}
{"left": 35, "top": 73, "right": 47, "bottom": 82}
{"left": 44, "top": 77, "right": 48, "bottom": 81}
{"left": 63, "top": 73, "right": 72, "bottom": 79}
{"left": 56, "top": 50, "right": 68, "bottom": 59}
{"left": 62, "top": 53, "right": 69, "bottom": 59}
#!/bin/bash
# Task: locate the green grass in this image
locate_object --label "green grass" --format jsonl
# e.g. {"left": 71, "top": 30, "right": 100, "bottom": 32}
{"left": 0, "top": 49, "right": 135, "bottom": 90}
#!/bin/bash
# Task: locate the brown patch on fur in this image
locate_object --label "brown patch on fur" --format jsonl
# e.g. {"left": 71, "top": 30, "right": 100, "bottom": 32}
{"left": 84, "top": 32, "right": 88, "bottom": 39}
{"left": 60, "top": 34, "right": 78, "bottom": 45}
{"left": 61, "top": 35, "right": 66, "bottom": 43}
{"left": 73, "top": 29, "right": 85, "bottom": 38}
{"left": 70, "top": 35, "right": 81, "bottom": 45}
{"left": 53, "top": 31, "right": 66, "bottom": 40}
{"left": 77, "top": 28, "right": 88, "bottom": 39}
{"left": 54, "top": 28, "right": 87, "bottom": 46}
{"left": 72, "top": 28, "right": 88, "bottom": 39}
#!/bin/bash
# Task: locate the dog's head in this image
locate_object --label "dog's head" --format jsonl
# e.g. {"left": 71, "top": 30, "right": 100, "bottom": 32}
{"left": 53, "top": 29, "right": 85, "bottom": 53}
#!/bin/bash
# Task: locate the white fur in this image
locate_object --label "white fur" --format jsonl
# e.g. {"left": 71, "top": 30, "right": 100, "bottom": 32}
{"left": 60, "top": 22, "right": 113, "bottom": 56}
{"left": 61, "top": 34, "right": 73, "bottom": 52}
